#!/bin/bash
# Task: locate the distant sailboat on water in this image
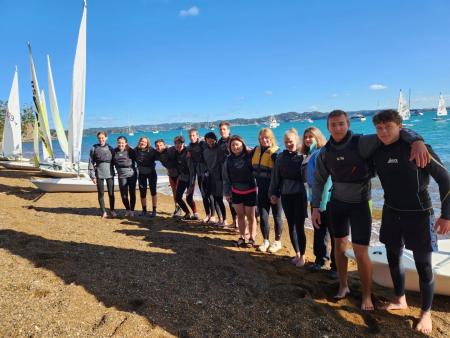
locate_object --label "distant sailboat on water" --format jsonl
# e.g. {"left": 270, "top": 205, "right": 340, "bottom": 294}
{"left": 397, "top": 89, "right": 413, "bottom": 126}
{"left": 433, "top": 93, "right": 448, "bottom": 122}
{"left": 266, "top": 116, "right": 280, "bottom": 129}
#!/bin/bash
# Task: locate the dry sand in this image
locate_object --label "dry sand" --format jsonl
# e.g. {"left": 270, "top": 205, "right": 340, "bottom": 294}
{"left": 0, "top": 167, "right": 449, "bottom": 337}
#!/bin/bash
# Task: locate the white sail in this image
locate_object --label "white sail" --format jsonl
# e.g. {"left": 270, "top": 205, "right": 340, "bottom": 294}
{"left": 68, "top": 0, "right": 87, "bottom": 165}
{"left": 47, "top": 55, "right": 69, "bottom": 157}
{"left": 2, "top": 67, "right": 21, "bottom": 158}
{"left": 397, "top": 90, "right": 410, "bottom": 121}
{"left": 437, "top": 94, "right": 448, "bottom": 117}
{"left": 28, "top": 43, "right": 54, "bottom": 158}
{"left": 40, "top": 89, "right": 52, "bottom": 161}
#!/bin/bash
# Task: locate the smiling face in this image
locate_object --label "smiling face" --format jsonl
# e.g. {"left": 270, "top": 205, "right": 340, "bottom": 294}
{"left": 284, "top": 133, "right": 297, "bottom": 152}
{"left": 189, "top": 130, "right": 199, "bottom": 143}
{"left": 155, "top": 141, "right": 166, "bottom": 153}
{"left": 206, "top": 137, "right": 216, "bottom": 148}
{"left": 175, "top": 141, "right": 184, "bottom": 152}
{"left": 327, "top": 115, "right": 349, "bottom": 142}
{"left": 97, "top": 133, "right": 107, "bottom": 146}
{"left": 138, "top": 138, "right": 148, "bottom": 149}
{"left": 375, "top": 121, "right": 402, "bottom": 145}
{"left": 230, "top": 139, "right": 243, "bottom": 155}
{"left": 303, "top": 131, "right": 315, "bottom": 148}
{"left": 259, "top": 133, "right": 272, "bottom": 148}
{"left": 117, "top": 138, "right": 127, "bottom": 151}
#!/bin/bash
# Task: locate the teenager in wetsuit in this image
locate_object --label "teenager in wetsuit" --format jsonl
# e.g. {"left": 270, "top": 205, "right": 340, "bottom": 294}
{"left": 174, "top": 135, "right": 198, "bottom": 220}
{"left": 270, "top": 128, "right": 308, "bottom": 266}
{"left": 88, "top": 131, "right": 116, "bottom": 218}
{"left": 113, "top": 136, "right": 137, "bottom": 217}
{"left": 371, "top": 109, "right": 450, "bottom": 334}
{"left": 135, "top": 137, "right": 158, "bottom": 217}
{"left": 223, "top": 135, "right": 257, "bottom": 247}
{"left": 203, "top": 132, "right": 227, "bottom": 226}
{"left": 252, "top": 128, "right": 283, "bottom": 253}
{"left": 187, "top": 129, "right": 207, "bottom": 221}
{"left": 301, "top": 127, "right": 336, "bottom": 277}
{"left": 155, "top": 139, "right": 180, "bottom": 217}
{"left": 312, "top": 109, "right": 429, "bottom": 310}
{"left": 218, "top": 121, "right": 237, "bottom": 227}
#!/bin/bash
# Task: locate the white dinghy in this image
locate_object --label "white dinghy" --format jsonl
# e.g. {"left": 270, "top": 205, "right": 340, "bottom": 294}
{"left": 345, "top": 239, "right": 450, "bottom": 296}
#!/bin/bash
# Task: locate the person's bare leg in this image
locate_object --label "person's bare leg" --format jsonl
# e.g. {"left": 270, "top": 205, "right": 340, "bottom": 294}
{"left": 334, "top": 237, "right": 350, "bottom": 298}
{"left": 245, "top": 206, "right": 257, "bottom": 240}
{"left": 233, "top": 204, "right": 246, "bottom": 239}
{"left": 416, "top": 311, "right": 432, "bottom": 334}
{"left": 353, "top": 243, "right": 374, "bottom": 310}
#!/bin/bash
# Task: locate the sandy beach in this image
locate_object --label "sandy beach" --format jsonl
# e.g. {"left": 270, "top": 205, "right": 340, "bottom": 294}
{"left": 0, "top": 167, "right": 449, "bottom": 337}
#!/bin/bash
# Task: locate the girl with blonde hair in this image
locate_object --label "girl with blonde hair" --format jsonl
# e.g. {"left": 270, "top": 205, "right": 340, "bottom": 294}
{"left": 251, "top": 128, "right": 283, "bottom": 252}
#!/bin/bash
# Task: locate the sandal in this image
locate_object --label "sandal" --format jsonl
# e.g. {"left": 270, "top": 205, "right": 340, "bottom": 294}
{"left": 236, "top": 237, "right": 246, "bottom": 247}
{"left": 246, "top": 238, "right": 256, "bottom": 248}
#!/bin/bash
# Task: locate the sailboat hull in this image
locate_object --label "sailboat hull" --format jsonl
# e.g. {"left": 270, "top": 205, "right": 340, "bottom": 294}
{"left": 1, "top": 161, "right": 40, "bottom": 171}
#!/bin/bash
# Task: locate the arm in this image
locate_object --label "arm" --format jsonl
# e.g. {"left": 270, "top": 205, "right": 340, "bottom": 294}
{"left": 88, "top": 147, "right": 96, "bottom": 181}
{"left": 269, "top": 155, "right": 281, "bottom": 200}
{"left": 425, "top": 147, "right": 450, "bottom": 233}
{"left": 222, "top": 159, "right": 232, "bottom": 199}
{"left": 311, "top": 150, "right": 329, "bottom": 228}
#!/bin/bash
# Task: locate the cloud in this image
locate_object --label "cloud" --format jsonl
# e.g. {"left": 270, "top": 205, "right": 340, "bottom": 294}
{"left": 331, "top": 93, "right": 338, "bottom": 98}
{"left": 369, "top": 83, "right": 387, "bottom": 90}
{"left": 309, "top": 105, "right": 318, "bottom": 110}
{"left": 264, "top": 90, "right": 273, "bottom": 96}
{"left": 179, "top": 6, "right": 199, "bottom": 17}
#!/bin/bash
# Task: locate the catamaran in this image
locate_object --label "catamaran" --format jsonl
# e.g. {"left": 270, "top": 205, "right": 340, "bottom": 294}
{"left": 432, "top": 93, "right": 448, "bottom": 122}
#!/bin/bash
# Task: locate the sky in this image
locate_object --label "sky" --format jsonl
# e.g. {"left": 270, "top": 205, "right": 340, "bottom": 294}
{"left": 1, "top": 0, "right": 450, "bottom": 128}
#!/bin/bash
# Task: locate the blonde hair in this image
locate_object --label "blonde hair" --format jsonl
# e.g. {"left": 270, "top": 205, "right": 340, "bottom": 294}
{"left": 258, "top": 128, "right": 277, "bottom": 147}
{"left": 300, "top": 127, "right": 327, "bottom": 154}
{"left": 284, "top": 128, "right": 301, "bottom": 151}
{"left": 137, "top": 136, "right": 151, "bottom": 151}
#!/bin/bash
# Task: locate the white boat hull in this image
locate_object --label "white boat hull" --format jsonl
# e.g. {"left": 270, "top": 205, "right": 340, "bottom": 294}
{"left": 31, "top": 177, "right": 119, "bottom": 192}
{"left": 40, "top": 167, "right": 88, "bottom": 178}
{"left": 345, "top": 240, "right": 450, "bottom": 296}
{"left": 1, "top": 161, "right": 40, "bottom": 171}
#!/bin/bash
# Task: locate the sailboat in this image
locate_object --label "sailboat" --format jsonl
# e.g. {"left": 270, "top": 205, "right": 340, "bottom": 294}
{"left": 432, "top": 93, "right": 448, "bottom": 122}
{"left": 350, "top": 113, "right": 366, "bottom": 122}
{"left": 32, "top": 0, "right": 94, "bottom": 191}
{"left": 266, "top": 116, "right": 280, "bottom": 129}
{"left": 1, "top": 67, "right": 38, "bottom": 171}
{"left": 397, "top": 89, "right": 411, "bottom": 121}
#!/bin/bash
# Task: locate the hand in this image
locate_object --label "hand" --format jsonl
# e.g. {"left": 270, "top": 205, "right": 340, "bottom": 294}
{"left": 92, "top": 178, "right": 97, "bottom": 185}
{"left": 435, "top": 217, "right": 450, "bottom": 235}
{"left": 270, "top": 195, "right": 279, "bottom": 205}
{"left": 225, "top": 195, "right": 232, "bottom": 203}
{"left": 312, "top": 208, "right": 321, "bottom": 229}
{"left": 410, "top": 141, "right": 430, "bottom": 168}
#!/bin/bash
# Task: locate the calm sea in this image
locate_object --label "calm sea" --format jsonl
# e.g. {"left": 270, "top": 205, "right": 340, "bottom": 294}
{"left": 22, "top": 111, "right": 450, "bottom": 215}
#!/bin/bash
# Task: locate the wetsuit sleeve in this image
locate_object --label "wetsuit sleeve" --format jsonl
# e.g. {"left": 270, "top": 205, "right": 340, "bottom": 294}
{"left": 425, "top": 146, "right": 450, "bottom": 220}
{"left": 88, "top": 147, "right": 96, "bottom": 180}
{"left": 269, "top": 155, "right": 281, "bottom": 197}
{"left": 399, "top": 128, "right": 424, "bottom": 144}
{"left": 222, "top": 159, "right": 232, "bottom": 197}
{"left": 312, "top": 149, "right": 329, "bottom": 208}
{"left": 187, "top": 155, "right": 195, "bottom": 187}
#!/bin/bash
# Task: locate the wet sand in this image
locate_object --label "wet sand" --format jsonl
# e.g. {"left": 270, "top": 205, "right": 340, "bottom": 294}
{"left": 0, "top": 167, "right": 449, "bottom": 337}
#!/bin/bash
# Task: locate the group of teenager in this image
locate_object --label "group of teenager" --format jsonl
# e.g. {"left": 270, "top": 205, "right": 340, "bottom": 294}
{"left": 88, "top": 109, "right": 450, "bottom": 335}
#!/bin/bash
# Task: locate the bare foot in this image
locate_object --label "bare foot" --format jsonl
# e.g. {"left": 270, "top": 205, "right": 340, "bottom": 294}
{"left": 291, "top": 256, "right": 299, "bottom": 265}
{"left": 125, "top": 210, "right": 130, "bottom": 217}
{"left": 361, "top": 295, "right": 374, "bottom": 311}
{"left": 416, "top": 311, "right": 432, "bottom": 335}
{"left": 110, "top": 211, "right": 117, "bottom": 218}
{"left": 295, "top": 256, "right": 306, "bottom": 267}
{"left": 334, "top": 286, "right": 350, "bottom": 299}
{"left": 129, "top": 211, "right": 135, "bottom": 217}
{"left": 101, "top": 212, "right": 108, "bottom": 219}
{"left": 202, "top": 216, "right": 211, "bottom": 223}
{"left": 382, "top": 295, "right": 408, "bottom": 310}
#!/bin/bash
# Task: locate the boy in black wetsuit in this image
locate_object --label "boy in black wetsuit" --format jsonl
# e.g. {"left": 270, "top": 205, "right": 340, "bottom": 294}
{"left": 372, "top": 109, "right": 450, "bottom": 335}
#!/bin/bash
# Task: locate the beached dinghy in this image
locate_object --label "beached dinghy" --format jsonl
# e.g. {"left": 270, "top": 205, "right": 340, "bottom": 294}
{"left": 345, "top": 239, "right": 450, "bottom": 296}
{"left": 40, "top": 166, "right": 88, "bottom": 178}
{"left": 1, "top": 161, "right": 40, "bottom": 171}
{"left": 31, "top": 176, "right": 118, "bottom": 192}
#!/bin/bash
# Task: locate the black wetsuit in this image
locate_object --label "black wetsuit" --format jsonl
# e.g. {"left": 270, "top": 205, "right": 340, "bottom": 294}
{"left": 88, "top": 143, "right": 115, "bottom": 214}
{"left": 175, "top": 147, "right": 197, "bottom": 214}
{"left": 372, "top": 140, "right": 450, "bottom": 311}
{"left": 188, "top": 140, "right": 209, "bottom": 214}
{"left": 156, "top": 146, "right": 179, "bottom": 179}
{"left": 203, "top": 143, "right": 227, "bottom": 220}
{"left": 113, "top": 148, "right": 137, "bottom": 211}
{"left": 135, "top": 147, "right": 158, "bottom": 198}
{"left": 270, "top": 150, "right": 307, "bottom": 254}
{"left": 218, "top": 136, "right": 236, "bottom": 220}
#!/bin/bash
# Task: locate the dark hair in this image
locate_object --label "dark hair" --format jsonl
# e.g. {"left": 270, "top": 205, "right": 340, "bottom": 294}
{"left": 372, "top": 109, "right": 403, "bottom": 125}
{"left": 97, "top": 131, "right": 107, "bottom": 137}
{"left": 116, "top": 135, "right": 131, "bottom": 152}
{"left": 219, "top": 121, "right": 230, "bottom": 128}
{"left": 204, "top": 132, "right": 217, "bottom": 141}
{"left": 154, "top": 139, "right": 165, "bottom": 146}
{"left": 188, "top": 128, "right": 198, "bottom": 134}
{"left": 327, "top": 109, "right": 350, "bottom": 126}
{"left": 174, "top": 135, "right": 185, "bottom": 144}
{"left": 229, "top": 135, "right": 248, "bottom": 154}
